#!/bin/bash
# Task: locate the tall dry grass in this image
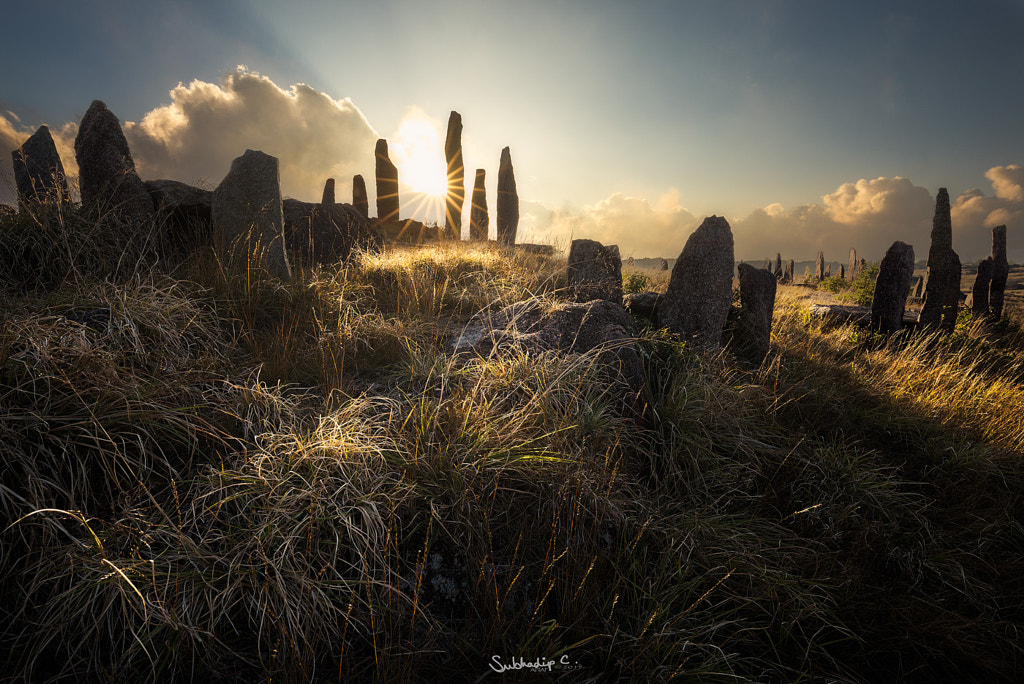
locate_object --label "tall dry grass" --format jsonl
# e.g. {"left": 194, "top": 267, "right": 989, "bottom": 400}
{"left": 0, "top": 200, "right": 1022, "bottom": 681}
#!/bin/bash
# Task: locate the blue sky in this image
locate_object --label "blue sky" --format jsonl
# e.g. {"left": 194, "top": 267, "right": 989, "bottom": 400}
{"left": 3, "top": 0, "right": 1023, "bottom": 260}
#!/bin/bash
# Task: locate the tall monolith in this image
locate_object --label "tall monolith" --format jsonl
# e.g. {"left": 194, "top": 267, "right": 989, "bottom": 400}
{"left": 736, "top": 263, "right": 776, "bottom": 362}
{"left": 814, "top": 251, "right": 825, "bottom": 280}
{"left": 212, "top": 149, "right": 290, "bottom": 279}
{"left": 12, "top": 124, "right": 70, "bottom": 210}
{"left": 375, "top": 139, "right": 400, "bottom": 223}
{"left": 656, "top": 216, "right": 735, "bottom": 349}
{"left": 973, "top": 256, "right": 993, "bottom": 318}
{"left": 847, "top": 248, "right": 858, "bottom": 282}
{"left": 920, "top": 188, "right": 956, "bottom": 328}
{"left": 74, "top": 100, "right": 155, "bottom": 226}
{"left": 784, "top": 259, "right": 794, "bottom": 284}
{"left": 990, "top": 224, "right": 1009, "bottom": 320}
{"left": 470, "top": 168, "right": 488, "bottom": 240}
{"left": 774, "top": 253, "right": 782, "bottom": 279}
{"left": 496, "top": 146, "right": 519, "bottom": 246}
{"left": 321, "top": 178, "right": 335, "bottom": 204}
{"left": 352, "top": 175, "right": 368, "bottom": 217}
{"left": 870, "top": 241, "right": 914, "bottom": 334}
{"left": 444, "top": 111, "right": 464, "bottom": 240}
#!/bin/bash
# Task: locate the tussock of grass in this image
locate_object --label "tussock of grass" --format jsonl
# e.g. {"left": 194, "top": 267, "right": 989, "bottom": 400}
{"left": 1, "top": 202, "right": 1023, "bottom": 681}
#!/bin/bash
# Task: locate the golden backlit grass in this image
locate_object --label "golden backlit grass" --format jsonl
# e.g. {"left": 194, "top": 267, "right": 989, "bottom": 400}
{"left": 1, "top": 201, "right": 1023, "bottom": 682}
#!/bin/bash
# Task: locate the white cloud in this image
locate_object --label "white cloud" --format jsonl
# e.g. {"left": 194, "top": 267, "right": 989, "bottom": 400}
{"left": 122, "top": 66, "right": 380, "bottom": 201}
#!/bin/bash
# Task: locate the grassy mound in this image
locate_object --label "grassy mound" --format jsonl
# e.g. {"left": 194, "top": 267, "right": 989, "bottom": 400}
{"left": 1, "top": 201, "right": 1022, "bottom": 682}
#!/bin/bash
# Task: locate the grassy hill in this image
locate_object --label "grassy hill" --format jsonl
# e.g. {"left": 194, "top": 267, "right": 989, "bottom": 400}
{"left": 1, "top": 201, "right": 1023, "bottom": 682}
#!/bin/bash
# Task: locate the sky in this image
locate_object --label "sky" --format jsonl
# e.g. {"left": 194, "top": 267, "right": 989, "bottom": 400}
{"left": 2, "top": 0, "right": 1023, "bottom": 261}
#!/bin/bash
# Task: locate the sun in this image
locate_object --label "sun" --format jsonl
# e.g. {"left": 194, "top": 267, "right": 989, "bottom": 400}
{"left": 391, "top": 113, "right": 447, "bottom": 199}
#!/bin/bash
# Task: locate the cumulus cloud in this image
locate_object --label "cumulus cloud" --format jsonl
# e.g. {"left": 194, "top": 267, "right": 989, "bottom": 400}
{"left": 951, "top": 165, "right": 1024, "bottom": 258}
{"left": 122, "top": 66, "right": 380, "bottom": 201}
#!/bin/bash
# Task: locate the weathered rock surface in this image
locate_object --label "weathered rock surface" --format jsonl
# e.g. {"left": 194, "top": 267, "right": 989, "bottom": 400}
{"left": 321, "top": 178, "right": 335, "bottom": 204}
{"left": 815, "top": 251, "right": 825, "bottom": 280}
{"left": 496, "top": 146, "right": 519, "bottom": 246}
{"left": 920, "top": 188, "right": 955, "bottom": 328}
{"left": 972, "top": 256, "right": 993, "bottom": 318}
{"left": 774, "top": 253, "right": 782, "bottom": 279}
{"left": 735, "top": 263, "right": 776, "bottom": 361}
{"left": 566, "top": 239, "right": 622, "bottom": 304}
{"left": 283, "top": 199, "right": 381, "bottom": 267}
{"left": 211, "top": 149, "right": 290, "bottom": 279}
{"left": 656, "top": 215, "right": 735, "bottom": 349}
{"left": 659, "top": 258, "right": 669, "bottom": 271}
{"left": 990, "top": 224, "right": 1009, "bottom": 320}
{"left": 911, "top": 275, "right": 924, "bottom": 299}
{"left": 145, "top": 179, "right": 213, "bottom": 247}
{"left": 623, "top": 291, "right": 661, "bottom": 322}
{"left": 847, "top": 248, "right": 858, "bottom": 282}
{"left": 444, "top": 111, "right": 464, "bottom": 240}
{"left": 470, "top": 168, "right": 488, "bottom": 241}
{"left": 452, "top": 298, "right": 645, "bottom": 401}
{"left": 940, "top": 251, "right": 962, "bottom": 333}
{"left": 12, "top": 125, "right": 70, "bottom": 209}
{"left": 375, "top": 139, "right": 400, "bottom": 222}
{"left": 870, "top": 241, "right": 915, "bottom": 334}
{"left": 784, "top": 259, "right": 794, "bottom": 284}
{"left": 74, "top": 100, "right": 155, "bottom": 225}
{"left": 352, "top": 175, "right": 369, "bottom": 217}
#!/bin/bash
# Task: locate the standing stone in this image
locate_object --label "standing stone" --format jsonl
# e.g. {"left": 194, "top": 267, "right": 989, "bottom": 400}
{"left": 12, "top": 124, "right": 70, "bottom": 210}
{"left": 824, "top": 264, "right": 832, "bottom": 278}
{"left": 990, "top": 224, "right": 1009, "bottom": 320}
{"left": 73, "top": 100, "right": 155, "bottom": 225}
{"left": 784, "top": 259, "right": 794, "bottom": 284}
{"left": 940, "top": 252, "right": 962, "bottom": 333}
{"left": 321, "top": 178, "right": 335, "bottom": 204}
{"left": 972, "top": 257, "right": 994, "bottom": 318}
{"left": 375, "top": 139, "right": 400, "bottom": 223}
{"left": 763, "top": 257, "right": 772, "bottom": 271}
{"left": 656, "top": 216, "right": 735, "bottom": 349}
{"left": 736, "top": 263, "right": 776, "bottom": 362}
{"left": 911, "top": 276, "right": 924, "bottom": 299}
{"left": 496, "top": 146, "right": 519, "bottom": 246}
{"left": 352, "top": 175, "right": 369, "bottom": 218}
{"left": 469, "top": 168, "right": 488, "bottom": 241}
{"left": 659, "top": 258, "right": 669, "bottom": 271}
{"left": 212, "top": 149, "right": 290, "bottom": 279}
{"left": 566, "top": 239, "right": 622, "bottom": 304}
{"left": 839, "top": 264, "right": 846, "bottom": 280}
{"left": 920, "top": 188, "right": 955, "bottom": 329}
{"left": 444, "top": 111, "right": 464, "bottom": 240}
{"left": 870, "top": 241, "right": 915, "bottom": 334}
{"left": 847, "top": 248, "right": 858, "bottom": 282}
{"left": 815, "top": 251, "right": 825, "bottom": 280}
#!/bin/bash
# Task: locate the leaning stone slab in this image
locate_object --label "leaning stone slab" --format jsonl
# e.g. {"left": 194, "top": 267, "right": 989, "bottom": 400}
{"left": 566, "top": 239, "right": 622, "bottom": 304}
{"left": 74, "top": 100, "right": 155, "bottom": 226}
{"left": 12, "top": 124, "right": 70, "bottom": 210}
{"left": 656, "top": 215, "right": 734, "bottom": 349}
{"left": 212, "top": 149, "right": 290, "bottom": 279}
{"left": 735, "top": 263, "right": 776, "bottom": 361}
{"left": 870, "top": 241, "right": 914, "bottom": 334}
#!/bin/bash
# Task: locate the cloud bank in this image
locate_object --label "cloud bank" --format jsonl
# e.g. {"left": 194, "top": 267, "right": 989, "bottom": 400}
{"left": 123, "top": 66, "right": 379, "bottom": 201}
{"left": 525, "top": 172, "right": 1022, "bottom": 263}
